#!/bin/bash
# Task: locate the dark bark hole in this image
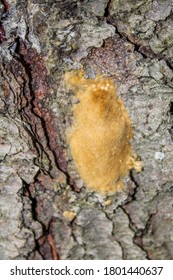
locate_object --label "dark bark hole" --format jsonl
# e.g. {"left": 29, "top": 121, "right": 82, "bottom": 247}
{"left": 168, "top": 101, "right": 173, "bottom": 138}
{"left": 169, "top": 101, "right": 173, "bottom": 115}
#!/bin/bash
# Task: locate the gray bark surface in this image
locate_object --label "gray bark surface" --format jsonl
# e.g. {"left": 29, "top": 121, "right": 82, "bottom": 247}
{"left": 0, "top": 0, "right": 173, "bottom": 259}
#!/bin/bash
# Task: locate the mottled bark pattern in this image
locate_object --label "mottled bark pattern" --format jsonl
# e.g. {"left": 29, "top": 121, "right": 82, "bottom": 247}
{"left": 0, "top": 0, "right": 173, "bottom": 259}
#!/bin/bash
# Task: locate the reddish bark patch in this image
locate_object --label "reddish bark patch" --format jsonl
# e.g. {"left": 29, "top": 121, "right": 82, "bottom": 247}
{"left": 9, "top": 39, "right": 69, "bottom": 174}
{"left": 0, "top": 22, "right": 7, "bottom": 42}
{"left": 1, "top": 0, "right": 10, "bottom": 13}
{"left": 27, "top": 173, "right": 60, "bottom": 259}
{"left": 38, "top": 232, "right": 59, "bottom": 260}
{"left": 82, "top": 36, "right": 136, "bottom": 83}
{"left": 5, "top": 38, "right": 79, "bottom": 259}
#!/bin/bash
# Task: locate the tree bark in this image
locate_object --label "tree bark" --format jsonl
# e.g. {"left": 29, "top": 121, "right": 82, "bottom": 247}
{"left": 0, "top": 0, "right": 173, "bottom": 260}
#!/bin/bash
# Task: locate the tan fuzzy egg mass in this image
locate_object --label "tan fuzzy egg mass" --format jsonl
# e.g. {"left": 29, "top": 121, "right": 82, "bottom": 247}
{"left": 65, "top": 70, "right": 142, "bottom": 193}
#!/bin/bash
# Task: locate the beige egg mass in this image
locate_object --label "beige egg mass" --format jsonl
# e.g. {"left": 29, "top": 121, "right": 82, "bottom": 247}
{"left": 64, "top": 70, "right": 141, "bottom": 193}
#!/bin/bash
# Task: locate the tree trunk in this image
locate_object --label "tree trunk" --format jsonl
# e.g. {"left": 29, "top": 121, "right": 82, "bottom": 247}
{"left": 0, "top": 0, "right": 173, "bottom": 260}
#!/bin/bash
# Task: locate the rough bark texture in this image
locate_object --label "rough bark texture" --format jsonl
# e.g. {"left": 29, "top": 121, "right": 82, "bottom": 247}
{"left": 0, "top": 0, "right": 173, "bottom": 260}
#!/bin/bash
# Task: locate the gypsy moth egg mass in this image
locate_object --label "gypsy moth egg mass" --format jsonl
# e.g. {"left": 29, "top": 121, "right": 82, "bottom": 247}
{"left": 65, "top": 70, "right": 142, "bottom": 193}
